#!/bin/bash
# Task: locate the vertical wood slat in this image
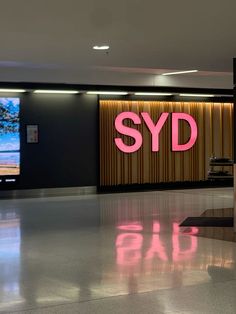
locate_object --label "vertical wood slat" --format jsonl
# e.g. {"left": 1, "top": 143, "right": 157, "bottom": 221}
{"left": 100, "top": 101, "right": 233, "bottom": 186}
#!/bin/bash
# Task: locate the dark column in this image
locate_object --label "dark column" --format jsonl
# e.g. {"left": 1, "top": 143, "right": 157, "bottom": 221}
{"left": 233, "top": 58, "right": 236, "bottom": 231}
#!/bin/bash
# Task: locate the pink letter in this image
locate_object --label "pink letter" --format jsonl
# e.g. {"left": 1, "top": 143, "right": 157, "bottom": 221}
{"left": 114, "top": 112, "right": 142, "bottom": 153}
{"left": 172, "top": 113, "right": 198, "bottom": 151}
{"left": 141, "top": 112, "right": 169, "bottom": 152}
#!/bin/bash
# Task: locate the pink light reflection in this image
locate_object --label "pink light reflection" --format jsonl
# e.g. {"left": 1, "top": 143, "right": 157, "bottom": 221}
{"left": 153, "top": 221, "right": 160, "bottom": 233}
{"left": 172, "top": 223, "right": 198, "bottom": 261}
{"left": 173, "top": 223, "right": 199, "bottom": 235}
{"left": 115, "top": 221, "right": 198, "bottom": 266}
{"left": 116, "top": 233, "right": 143, "bottom": 266}
{"left": 145, "top": 234, "right": 168, "bottom": 261}
{"left": 117, "top": 223, "right": 143, "bottom": 232}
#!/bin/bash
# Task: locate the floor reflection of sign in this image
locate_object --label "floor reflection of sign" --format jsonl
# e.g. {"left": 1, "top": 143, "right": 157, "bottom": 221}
{"left": 26, "top": 125, "right": 39, "bottom": 143}
{"left": 116, "top": 222, "right": 198, "bottom": 266}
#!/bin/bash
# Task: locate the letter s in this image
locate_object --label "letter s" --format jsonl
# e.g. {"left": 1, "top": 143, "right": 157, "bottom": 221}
{"left": 114, "top": 112, "right": 142, "bottom": 153}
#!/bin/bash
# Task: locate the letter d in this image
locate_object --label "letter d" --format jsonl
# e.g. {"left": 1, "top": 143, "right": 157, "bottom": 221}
{"left": 172, "top": 113, "right": 198, "bottom": 151}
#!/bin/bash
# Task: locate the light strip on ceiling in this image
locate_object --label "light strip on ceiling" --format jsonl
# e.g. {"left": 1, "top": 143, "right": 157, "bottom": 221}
{"left": 87, "top": 91, "right": 128, "bottom": 95}
{"left": 216, "top": 94, "right": 233, "bottom": 97}
{"left": 134, "top": 92, "right": 173, "bottom": 96}
{"left": 179, "top": 94, "right": 215, "bottom": 97}
{"left": 34, "top": 90, "right": 79, "bottom": 94}
{"left": 0, "top": 89, "right": 26, "bottom": 93}
{"left": 93, "top": 45, "right": 110, "bottom": 50}
{"left": 162, "top": 70, "right": 198, "bottom": 76}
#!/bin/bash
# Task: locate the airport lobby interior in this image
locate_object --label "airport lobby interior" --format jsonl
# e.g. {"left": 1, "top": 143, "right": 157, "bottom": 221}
{"left": 0, "top": 1, "right": 236, "bottom": 313}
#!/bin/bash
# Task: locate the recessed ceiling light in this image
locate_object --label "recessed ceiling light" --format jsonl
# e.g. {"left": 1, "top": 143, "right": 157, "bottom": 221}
{"left": 0, "top": 89, "right": 26, "bottom": 93}
{"left": 134, "top": 92, "right": 172, "bottom": 96}
{"left": 34, "top": 90, "right": 79, "bottom": 94}
{"left": 93, "top": 45, "right": 110, "bottom": 50}
{"left": 87, "top": 91, "right": 128, "bottom": 95}
{"left": 179, "top": 94, "right": 215, "bottom": 97}
{"left": 162, "top": 70, "right": 198, "bottom": 76}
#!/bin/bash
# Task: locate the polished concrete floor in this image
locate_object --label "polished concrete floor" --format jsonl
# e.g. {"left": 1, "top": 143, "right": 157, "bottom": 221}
{"left": 0, "top": 188, "right": 235, "bottom": 314}
{"left": 191, "top": 207, "right": 236, "bottom": 242}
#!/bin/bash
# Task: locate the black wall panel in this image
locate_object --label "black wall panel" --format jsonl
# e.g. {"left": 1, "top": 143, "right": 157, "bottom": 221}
{"left": 19, "top": 93, "right": 98, "bottom": 189}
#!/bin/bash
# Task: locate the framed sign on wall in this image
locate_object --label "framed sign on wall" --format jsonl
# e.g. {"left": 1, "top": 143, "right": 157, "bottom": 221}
{"left": 26, "top": 124, "right": 39, "bottom": 144}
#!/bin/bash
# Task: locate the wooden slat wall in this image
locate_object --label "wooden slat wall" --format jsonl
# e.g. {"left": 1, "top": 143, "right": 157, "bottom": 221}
{"left": 100, "top": 100, "right": 233, "bottom": 186}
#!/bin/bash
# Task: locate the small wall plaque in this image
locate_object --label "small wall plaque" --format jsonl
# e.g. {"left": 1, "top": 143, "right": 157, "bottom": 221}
{"left": 26, "top": 124, "right": 39, "bottom": 143}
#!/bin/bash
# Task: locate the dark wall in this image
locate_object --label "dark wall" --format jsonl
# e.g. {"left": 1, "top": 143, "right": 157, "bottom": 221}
{"left": 234, "top": 58, "right": 236, "bottom": 163}
{"left": 0, "top": 81, "right": 233, "bottom": 190}
{"left": 19, "top": 93, "right": 98, "bottom": 189}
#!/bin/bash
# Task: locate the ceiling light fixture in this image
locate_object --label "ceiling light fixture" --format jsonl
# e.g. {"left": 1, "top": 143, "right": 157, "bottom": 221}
{"left": 162, "top": 70, "right": 198, "bottom": 76}
{"left": 179, "top": 94, "right": 215, "bottom": 97}
{"left": 216, "top": 94, "right": 233, "bottom": 97}
{"left": 87, "top": 91, "right": 128, "bottom": 95}
{"left": 134, "top": 92, "right": 173, "bottom": 96}
{"left": 93, "top": 45, "right": 110, "bottom": 50}
{"left": 34, "top": 90, "right": 79, "bottom": 94}
{"left": 0, "top": 89, "right": 26, "bottom": 93}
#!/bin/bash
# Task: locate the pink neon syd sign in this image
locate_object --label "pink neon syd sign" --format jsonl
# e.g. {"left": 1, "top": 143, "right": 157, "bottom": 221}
{"left": 114, "top": 112, "right": 198, "bottom": 153}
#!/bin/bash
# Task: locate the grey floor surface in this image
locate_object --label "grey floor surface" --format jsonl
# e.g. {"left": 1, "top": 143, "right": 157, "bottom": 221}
{"left": 0, "top": 188, "right": 235, "bottom": 313}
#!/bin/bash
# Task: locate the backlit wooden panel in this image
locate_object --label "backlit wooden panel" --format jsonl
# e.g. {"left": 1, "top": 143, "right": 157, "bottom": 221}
{"left": 100, "top": 101, "right": 233, "bottom": 186}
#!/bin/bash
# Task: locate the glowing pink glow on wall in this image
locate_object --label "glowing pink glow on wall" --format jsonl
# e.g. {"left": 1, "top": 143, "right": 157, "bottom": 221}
{"left": 114, "top": 112, "right": 142, "bottom": 153}
{"left": 172, "top": 113, "right": 198, "bottom": 151}
{"left": 114, "top": 112, "right": 198, "bottom": 153}
{"left": 141, "top": 112, "right": 169, "bottom": 152}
